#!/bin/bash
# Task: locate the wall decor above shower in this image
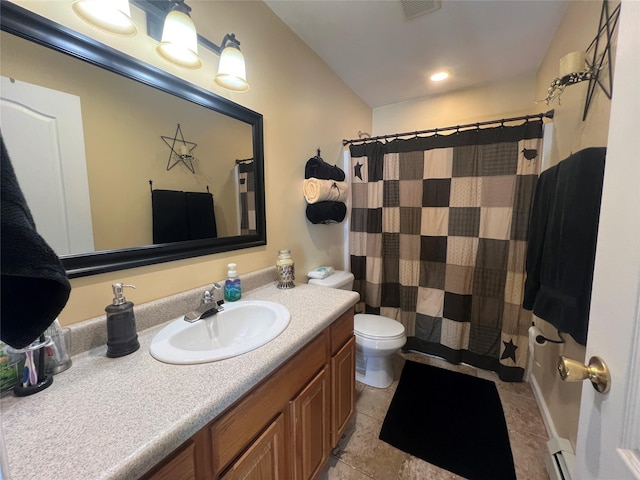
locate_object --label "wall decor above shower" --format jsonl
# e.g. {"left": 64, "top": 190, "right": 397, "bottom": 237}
{"left": 543, "top": 0, "right": 620, "bottom": 120}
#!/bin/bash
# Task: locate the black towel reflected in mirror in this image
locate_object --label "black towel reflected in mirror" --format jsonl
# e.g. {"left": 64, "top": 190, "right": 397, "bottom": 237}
{"left": 152, "top": 189, "right": 217, "bottom": 244}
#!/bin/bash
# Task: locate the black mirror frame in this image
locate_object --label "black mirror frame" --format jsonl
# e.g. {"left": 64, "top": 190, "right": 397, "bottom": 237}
{"left": 0, "top": 1, "right": 266, "bottom": 279}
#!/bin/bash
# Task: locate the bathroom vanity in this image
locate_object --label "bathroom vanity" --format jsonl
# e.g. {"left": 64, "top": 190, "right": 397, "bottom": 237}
{"left": 144, "top": 308, "right": 355, "bottom": 479}
{"left": 0, "top": 269, "right": 359, "bottom": 480}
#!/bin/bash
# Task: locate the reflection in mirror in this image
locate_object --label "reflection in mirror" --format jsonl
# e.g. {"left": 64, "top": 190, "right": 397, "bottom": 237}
{"left": 0, "top": 2, "right": 266, "bottom": 278}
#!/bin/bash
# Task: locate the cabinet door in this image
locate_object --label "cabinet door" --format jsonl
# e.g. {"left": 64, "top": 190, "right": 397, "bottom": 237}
{"left": 290, "top": 367, "right": 329, "bottom": 480}
{"left": 221, "top": 414, "right": 287, "bottom": 480}
{"left": 331, "top": 336, "right": 355, "bottom": 447}
{"left": 143, "top": 440, "right": 197, "bottom": 480}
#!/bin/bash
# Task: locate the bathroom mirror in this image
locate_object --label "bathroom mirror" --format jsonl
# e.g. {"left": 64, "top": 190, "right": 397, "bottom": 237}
{"left": 0, "top": 2, "right": 266, "bottom": 278}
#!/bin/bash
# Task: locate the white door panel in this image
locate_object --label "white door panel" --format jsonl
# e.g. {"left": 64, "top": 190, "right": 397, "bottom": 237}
{"left": 1, "top": 76, "right": 94, "bottom": 255}
{"left": 574, "top": 2, "right": 640, "bottom": 478}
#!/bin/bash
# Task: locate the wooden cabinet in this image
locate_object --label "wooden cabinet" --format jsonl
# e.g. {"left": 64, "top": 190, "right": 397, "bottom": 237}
{"left": 290, "top": 367, "right": 329, "bottom": 480}
{"left": 142, "top": 309, "right": 355, "bottom": 480}
{"left": 141, "top": 429, "right": 211, "bottom": 480}
{"left": 220, "top": 415, "right": 287, "bottom": 480}
{"left": 331, "top": 337, "right": 355, "bottom": 446}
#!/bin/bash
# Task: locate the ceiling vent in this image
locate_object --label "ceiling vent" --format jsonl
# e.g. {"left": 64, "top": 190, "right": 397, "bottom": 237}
{"left": 400, "top": 0, "right": 442, "bottom": 20}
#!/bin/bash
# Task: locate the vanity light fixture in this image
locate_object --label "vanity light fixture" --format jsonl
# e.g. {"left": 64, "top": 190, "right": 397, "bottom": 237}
{"left": 72, "top": 0, "right": 250, "bottom": 91}
{"left": 132, "top": 0, "right": 250, "bottom": 91}
{"left": 214, "top": 34, "right": 249, "bottom": 92}
{"left": 72, "top": 0, "right": 137, "bottom": 36}
{"left": 156, "top": 0, "right": 202, "bottom": 69}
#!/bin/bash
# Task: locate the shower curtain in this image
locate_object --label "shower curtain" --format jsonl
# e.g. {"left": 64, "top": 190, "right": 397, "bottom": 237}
{"left": 349, "top": 120, "right": 544, "bottom": 381}
{"left": 236, "top": 160, "right": 256, "bottom": 235}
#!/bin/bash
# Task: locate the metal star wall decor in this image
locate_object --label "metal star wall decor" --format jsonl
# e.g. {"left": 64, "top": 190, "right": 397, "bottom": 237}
{"left": 583, "top": 0, "right": 620, "bottom": 120}
{"left": 161, "top": 123, "right": 198, "bottom": 174}
{"left": 542, "top": 0, "right": 620, "bottom": 120}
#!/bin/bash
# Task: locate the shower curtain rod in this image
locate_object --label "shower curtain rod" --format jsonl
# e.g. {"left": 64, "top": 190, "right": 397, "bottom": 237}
{"left": 342, "top": 109, "right": 554, "bottom": 146}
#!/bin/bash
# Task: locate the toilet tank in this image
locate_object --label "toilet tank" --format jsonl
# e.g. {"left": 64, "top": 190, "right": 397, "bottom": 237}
{"left": 308, "top": 270, "right": 354, "bottom": 290}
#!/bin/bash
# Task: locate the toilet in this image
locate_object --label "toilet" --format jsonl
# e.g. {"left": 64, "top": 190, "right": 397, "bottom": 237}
{"left": 308, "top": 270, "right": 406, "bottom": 388}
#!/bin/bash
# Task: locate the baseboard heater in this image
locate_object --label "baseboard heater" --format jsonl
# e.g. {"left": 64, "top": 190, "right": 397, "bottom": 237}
{"left": 546, "top": 437, "right": 575, "bottom": 480}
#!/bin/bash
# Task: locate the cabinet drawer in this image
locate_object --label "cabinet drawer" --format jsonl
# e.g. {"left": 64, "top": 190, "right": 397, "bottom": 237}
{"left": 210, "top": 331, "right": 328, "bottom": 475}
{"left": 329, "top": 309, "right": 354, "bottom": 355}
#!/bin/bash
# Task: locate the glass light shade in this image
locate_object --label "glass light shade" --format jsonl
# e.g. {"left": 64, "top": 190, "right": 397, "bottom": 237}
{"left": 72, "top": 0, "right": 137, "bottom": 36}
{"left": 215, "top": 46, "right": 249, "bottom": 92}
{"left": 156, "top": 9, "right": 202, "bottom": 69}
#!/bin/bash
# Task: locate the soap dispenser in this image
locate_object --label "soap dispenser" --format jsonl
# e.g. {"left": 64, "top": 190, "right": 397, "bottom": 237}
{"left": 105, "top": 283, "right": 140, "bottom": 358}
{"left": 224, "top": 263, "right": 241, "bottom": 302}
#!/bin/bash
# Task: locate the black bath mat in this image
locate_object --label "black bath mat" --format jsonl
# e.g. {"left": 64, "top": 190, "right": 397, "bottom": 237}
{"left": 379, "top": 360, "right": 516, "bottom": 480}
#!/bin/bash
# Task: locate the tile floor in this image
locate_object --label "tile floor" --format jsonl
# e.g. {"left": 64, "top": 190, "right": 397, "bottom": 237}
{"left": 319, "top": 351, "right": 549, "bottom": 479}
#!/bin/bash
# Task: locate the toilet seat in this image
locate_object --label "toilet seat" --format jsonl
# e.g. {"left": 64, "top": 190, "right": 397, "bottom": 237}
{"left": 354, "top": 314, "right": 405, "bottom": 341}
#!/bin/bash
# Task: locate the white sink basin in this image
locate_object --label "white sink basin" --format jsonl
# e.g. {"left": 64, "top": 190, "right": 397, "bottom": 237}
{"left": 149, "top": 300, "right": 291, "bottom": 364}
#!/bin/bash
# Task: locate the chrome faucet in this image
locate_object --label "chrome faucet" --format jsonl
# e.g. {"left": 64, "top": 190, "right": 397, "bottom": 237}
{"left": 183, "top": 283, "right": 225, "bottom": 322}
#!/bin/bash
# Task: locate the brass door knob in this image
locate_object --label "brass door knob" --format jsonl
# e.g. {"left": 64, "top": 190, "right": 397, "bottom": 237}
{"left": 557, "top": 356, "right": 611, "bottom": 394}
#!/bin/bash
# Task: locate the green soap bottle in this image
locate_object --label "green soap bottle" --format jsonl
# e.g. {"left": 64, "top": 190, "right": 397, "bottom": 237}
{"left": 224, "top": 263, "right": 241, "bottom": 302}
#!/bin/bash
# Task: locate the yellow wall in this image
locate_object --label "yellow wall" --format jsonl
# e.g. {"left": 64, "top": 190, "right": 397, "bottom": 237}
{"left": 373, "top": 74, "right": 539, "bottom": 135}
{"left": 372, "top": 0, "right": 615, "bottom": 449}
{"left": 8, "top": 0, "right": 371, "bottom": 323}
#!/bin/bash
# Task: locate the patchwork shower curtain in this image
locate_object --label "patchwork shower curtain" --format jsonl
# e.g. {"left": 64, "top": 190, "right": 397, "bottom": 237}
{"left": 236, "top": 160, "right": 257, "bottom": 235}
{"left": 349, "top": 121, "right": 544, "bottom": 381}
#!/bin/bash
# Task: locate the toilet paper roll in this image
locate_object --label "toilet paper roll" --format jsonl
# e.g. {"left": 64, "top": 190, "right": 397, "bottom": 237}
{"left": 528, "top": 326, "right": 545, "bottom": 368}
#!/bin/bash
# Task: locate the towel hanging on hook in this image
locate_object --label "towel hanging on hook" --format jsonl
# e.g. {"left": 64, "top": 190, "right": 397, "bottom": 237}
{"left": 304, "top": 150, "right": 344, "bottom": 181}
{"left": 149, "top": 179, "right": 208, "bottom": 194}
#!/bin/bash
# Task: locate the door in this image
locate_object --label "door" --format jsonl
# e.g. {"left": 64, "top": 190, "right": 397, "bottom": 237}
{"left": 0, "top": 76, "right": 94, "bottom": 255}
{"left": 573, "top": 2, "right": 640, "bottom": 478}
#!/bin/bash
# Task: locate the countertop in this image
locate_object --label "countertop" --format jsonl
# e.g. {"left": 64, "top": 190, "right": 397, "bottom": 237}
{"left": 0, "top": 282, "right": 359, "bottom": 480}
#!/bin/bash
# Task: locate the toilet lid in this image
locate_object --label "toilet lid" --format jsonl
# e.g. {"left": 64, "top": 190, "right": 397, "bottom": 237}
{"left": 354, "top": 314, "right": 405, "bottom": 340}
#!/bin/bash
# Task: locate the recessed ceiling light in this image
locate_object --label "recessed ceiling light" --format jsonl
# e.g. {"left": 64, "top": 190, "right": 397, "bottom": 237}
{"left": 430, "top": 71, "right": 449, "bottom": 82}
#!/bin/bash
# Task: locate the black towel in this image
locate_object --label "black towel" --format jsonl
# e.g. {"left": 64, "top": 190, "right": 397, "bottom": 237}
{"left": 152, "top": 190, "right": 189, "bottom": 244}
{"left": 185, "top": 192, "right": 217, "bottom": 240}
{"left": 306, "top": 201, "right": 347, "bottom": 224}
{"left": 523, "top": 147, "right": 606, "bottom": 345}
{"left": 1, "top": 136, "right": 71, "bottom": 349}
{"left": 305, "top": 156, "right": 345, "bottom": 181}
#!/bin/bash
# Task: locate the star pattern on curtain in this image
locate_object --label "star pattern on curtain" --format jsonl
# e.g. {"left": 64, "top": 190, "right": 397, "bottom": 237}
{"left": 501, "top": 339, "right": 518, "bottom": 363}
{"left": 354, "top": 161, "right": 363, "bottom": 180}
